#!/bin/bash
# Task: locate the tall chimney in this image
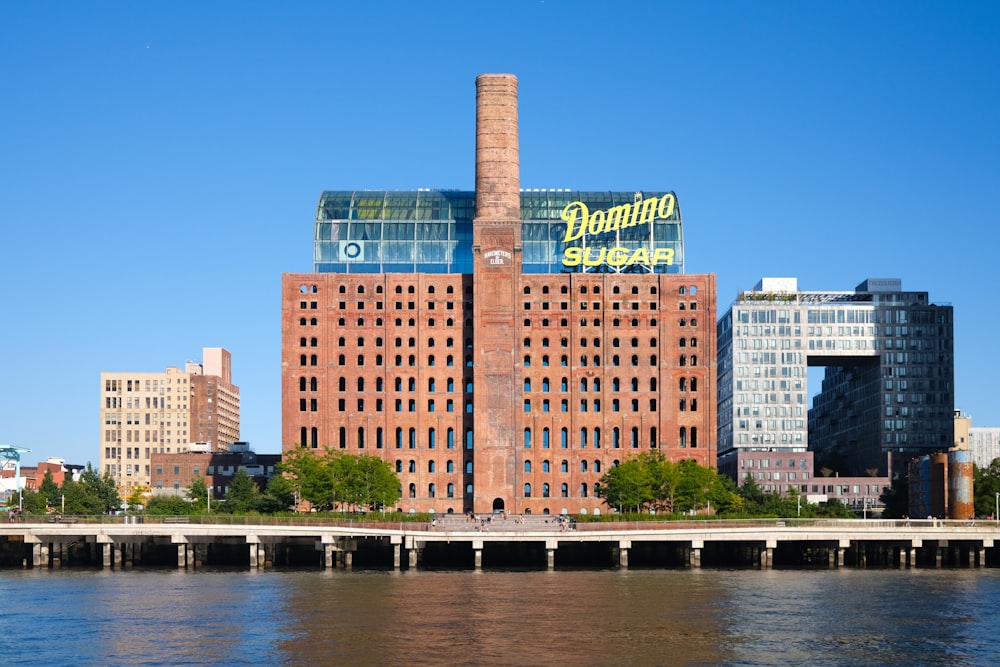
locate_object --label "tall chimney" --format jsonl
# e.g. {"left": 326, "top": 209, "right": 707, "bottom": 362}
{"left": 475, "top": 74, "right": 519, "bottom": 221}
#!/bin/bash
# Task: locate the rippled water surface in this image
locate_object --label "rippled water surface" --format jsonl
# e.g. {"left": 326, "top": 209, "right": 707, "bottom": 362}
{"left": 3, "top": 568, "right": 1000, "bottom": 666}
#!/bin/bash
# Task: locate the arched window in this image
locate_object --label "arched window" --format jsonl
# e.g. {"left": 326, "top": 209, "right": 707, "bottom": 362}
{"left": 447, "top": 483, "right": 455, "bottom": 498}
{"left": 524, "top": 460, "right": 532, "bottom": 473}
{"left": 524, "top": 483, "right": 532, "bottom": 498}
{"left": 543, "top": 483, "right": 550, "bottom": 498}
{"left": 408, "top": 483, "right": 416, "bottom": 499}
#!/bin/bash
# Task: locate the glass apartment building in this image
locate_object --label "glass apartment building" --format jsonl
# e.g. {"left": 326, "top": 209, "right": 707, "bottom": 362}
{"left": 717, "top": 277, "right": 953, "bottom": 481}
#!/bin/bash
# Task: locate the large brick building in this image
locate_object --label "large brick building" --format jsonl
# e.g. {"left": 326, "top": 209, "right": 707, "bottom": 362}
{"left": 281, "top": 74, "right": 717, "bottom": 516}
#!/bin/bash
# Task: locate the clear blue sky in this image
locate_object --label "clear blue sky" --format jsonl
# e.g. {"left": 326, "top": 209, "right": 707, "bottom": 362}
{"left": 2, "top": 1, "right": 998, "bottom": 467}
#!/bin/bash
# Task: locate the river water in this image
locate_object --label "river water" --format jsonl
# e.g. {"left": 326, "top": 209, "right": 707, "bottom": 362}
{"left": 3, "top": 567, "right": 999, "bottom": 666}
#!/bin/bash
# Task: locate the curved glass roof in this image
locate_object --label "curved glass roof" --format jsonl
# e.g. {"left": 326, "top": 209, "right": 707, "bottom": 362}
{"left": 313, "top": 190, "right": 683, "bottom": 275}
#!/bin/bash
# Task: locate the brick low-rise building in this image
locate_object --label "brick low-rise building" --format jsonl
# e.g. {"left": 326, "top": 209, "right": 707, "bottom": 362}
{"left": 150, "top": 442, "right": 279, "bottom": 499}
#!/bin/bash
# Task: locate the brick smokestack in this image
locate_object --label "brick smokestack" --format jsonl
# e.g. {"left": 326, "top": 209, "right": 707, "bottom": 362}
{"left": 475, "top": 74, "right": 519, "bottom": 221}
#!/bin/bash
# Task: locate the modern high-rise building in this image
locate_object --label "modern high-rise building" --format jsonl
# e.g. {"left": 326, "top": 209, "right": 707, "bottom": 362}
{"left": 717, "top": 278, "right": 954, "bottom": 483}
{"left": 99, "top": 347, "right": 240, "bottom": 496}
{"left": 281, "top": 74, "right": 718, "bottom": 516}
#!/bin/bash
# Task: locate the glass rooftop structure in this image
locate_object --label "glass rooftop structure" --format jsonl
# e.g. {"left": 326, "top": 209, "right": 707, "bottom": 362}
{"left": 313, "top": 190, "right": 684, "bottom": 274}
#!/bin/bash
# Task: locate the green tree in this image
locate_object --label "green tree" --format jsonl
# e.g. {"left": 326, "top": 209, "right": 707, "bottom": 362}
{"left": 597, "top": 457, "right": 653, "bottom": 513}
{"left": 11, "top": 488, "right": 47, "bottom": 514}
{"left": 256, "top": 474, "right": 295, "bottom": 513}
{"left": 146, "top": 495, "right": 193, "bottom": 515}
{"left": 349, "top": 454, "right": 401, "bottom": 511}
{"left": 223, "top": 469, "right": 260, "bottom": 513}
{"left": 973, "top": 459, "right": 1000, "bottom": 518}
{"left": 280, "top": 447, "right": 334, "bottom": 510}
{"left": 77, "top": 464, "right": 121, "bottom": 514}
{"left": 646, "top": 453, "right": 680, "bottom": 513}
{"left": 879, "top": 476, "right": 910, "bottom": 519}
{"left": 739, "top": 474, "right": 765, "bottom": 506}
{"left": 187, "top": 476, "right": 210, "bottom": 513}
{"left": 674, "top": 459, "right": 718, "bottom": 513}
{"left": 60, "top": 479, "right": 102, "bottom": 515}
{"left": 815, "top": 498, "right": 855, "bottom": 518}
{"left": 126, "top": 485, "right": 148, "bottom": 512}
{"left": 39, "top": 470, "right": 60, "bottom": 510}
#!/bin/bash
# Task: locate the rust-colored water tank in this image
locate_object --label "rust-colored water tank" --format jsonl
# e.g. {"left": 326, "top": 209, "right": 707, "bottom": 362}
{"left": 948, "top": 449, "right": 975, "bottom": 520}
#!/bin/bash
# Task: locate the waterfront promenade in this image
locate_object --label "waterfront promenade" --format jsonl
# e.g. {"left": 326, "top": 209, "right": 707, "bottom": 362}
{"left": 2, "top": 515, "right": 997, "bottom": 570}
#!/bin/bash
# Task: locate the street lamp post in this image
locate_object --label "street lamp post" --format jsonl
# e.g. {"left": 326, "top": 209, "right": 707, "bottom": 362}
{"left": 994, "top": 492, "right": 998, "bottom": 525}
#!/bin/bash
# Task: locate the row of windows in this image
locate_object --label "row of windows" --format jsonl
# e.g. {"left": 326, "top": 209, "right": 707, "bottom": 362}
{"left": 326, "top": 336, "right": 470, "bottom": 348}
{"left": 522, "top": 354, "right": 698, "bottom": 367}
{"left": 520, "top": 301, "right": 697, "bottom": 312}
{"left": 521, "top": 426, "right": 699, "bottom": 449}
{"left": 523, "top": 398, "right": 661, "bottom": 412}
{"left": 523, "top": 317, "right": 699, "bottom": 328}
{"left": 391, "top": 481, "right": 613, "bottom": 501}
{"left": 523, "top": 483, "right": 596, "bottom": 498}
{"left": 297, "top": 425, "right": 700, "bottom": 450}
{"left": 298, "top": 426, "right": 473, "bottom": 450}
{"left": 300, "top": 375, "right": 699, "bottom": 394}
{"left": 522, "top": 337, "right": 685, "bottom": 348}
{"left": 299, "top": 283, "right": 473, "bottom": 297}
{"left": 298, "top": 354, "right": 474, "bottom": 367}
{"left": 299, "top": 317, "right": 473, "bottom": 328}
{"left": 303, "top": 397, "right": 472, "bottom": 414}
{"left": 391, "top": 458, "right": 610, "bottom": 475}
{"left": 522, "top": 284, "right": 699, "bottom": 296}
{"left": 523, "top": 377, "right": 699, "bottom": 392}
{"left": 301, "top": 283, "right": 700, "bottom": 297}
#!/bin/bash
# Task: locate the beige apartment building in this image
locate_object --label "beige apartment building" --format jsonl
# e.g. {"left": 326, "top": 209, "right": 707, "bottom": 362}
{"left": 99, "top": 347, "right": 240, "bottom": 498}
